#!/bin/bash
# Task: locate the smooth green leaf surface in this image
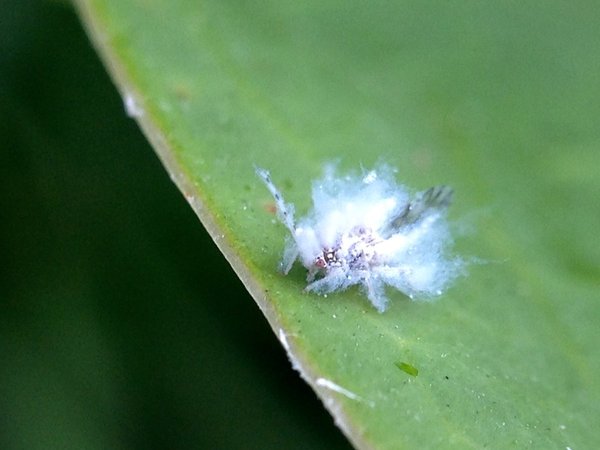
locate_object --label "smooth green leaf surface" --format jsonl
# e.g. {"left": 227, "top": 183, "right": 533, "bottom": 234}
{"left": 76, "top": 1, "right": 600, "bottom": 448}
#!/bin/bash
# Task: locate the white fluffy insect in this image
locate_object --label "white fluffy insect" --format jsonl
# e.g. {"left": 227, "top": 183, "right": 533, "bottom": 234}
{"left": 256, "top": 164, "right": 461, "bottom": 312}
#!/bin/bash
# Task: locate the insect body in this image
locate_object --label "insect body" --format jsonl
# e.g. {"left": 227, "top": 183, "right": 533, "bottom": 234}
{"left": 256, "top": 165, "right": 460, "bottom": 312}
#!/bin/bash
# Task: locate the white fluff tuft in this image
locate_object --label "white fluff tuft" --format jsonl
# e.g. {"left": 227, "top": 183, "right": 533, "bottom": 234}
{"left": 257, "top": 164, "right": 462, "bottom": 312}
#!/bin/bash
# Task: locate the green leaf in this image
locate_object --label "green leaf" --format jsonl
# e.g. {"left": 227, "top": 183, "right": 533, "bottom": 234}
{"left": 75, "top": 0, "right": 600, "bottom": 448}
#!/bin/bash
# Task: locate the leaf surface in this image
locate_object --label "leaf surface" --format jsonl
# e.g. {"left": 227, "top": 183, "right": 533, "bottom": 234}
{"left": 76, "top": 1, "right": 600, "bottom": 448}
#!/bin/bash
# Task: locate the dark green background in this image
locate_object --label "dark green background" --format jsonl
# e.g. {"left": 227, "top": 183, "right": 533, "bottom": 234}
{"left": 0, "top": 1, "right": 351, "bottom": 448}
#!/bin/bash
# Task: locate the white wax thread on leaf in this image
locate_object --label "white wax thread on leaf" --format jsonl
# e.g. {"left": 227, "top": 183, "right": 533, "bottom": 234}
{"left": 123, "top": 92, "right": 143, "bottom": 118}
{"left": 257, "top": 164, "right": 462, "bottom": 312}
{"left": 315, "top": 378, "right": 362, "bottom": 402}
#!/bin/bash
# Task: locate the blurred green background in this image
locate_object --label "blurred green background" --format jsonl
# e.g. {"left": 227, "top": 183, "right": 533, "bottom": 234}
{"left": 0, "top": 1, "right": 351, "bottom": 448}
